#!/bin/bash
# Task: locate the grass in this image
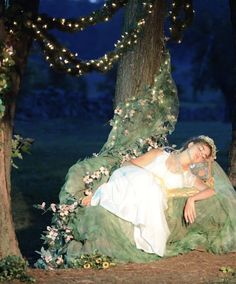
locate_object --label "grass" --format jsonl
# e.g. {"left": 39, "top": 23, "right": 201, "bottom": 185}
{"left": 11, "top": 118, "right": 231, "bottom": 261}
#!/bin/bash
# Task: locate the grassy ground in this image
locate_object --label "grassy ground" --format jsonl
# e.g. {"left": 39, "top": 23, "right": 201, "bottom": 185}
{"left": 11, "top": 118, "right": 231, "bottom": 262}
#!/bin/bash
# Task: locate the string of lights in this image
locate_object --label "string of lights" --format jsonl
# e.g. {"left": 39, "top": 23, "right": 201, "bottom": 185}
{"left": 168, "top": 0, "right": 194, "bottom": 43}
{"left": 29, "top": 1, "right": 154, "bottom": 76}
{"left": 36, "top": 0, "right": 129, "bottom": 32}
{"left": 4, "top": 0, "right": 194, "bottom": 78}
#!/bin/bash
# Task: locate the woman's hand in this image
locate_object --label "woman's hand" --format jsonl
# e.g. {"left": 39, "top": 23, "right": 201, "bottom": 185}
{"left": 184, "top": 197, "right": 196, "bottom": 224}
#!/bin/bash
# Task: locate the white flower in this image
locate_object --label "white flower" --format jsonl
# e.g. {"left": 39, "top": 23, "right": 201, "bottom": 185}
{"left": 93, "top": 153, "right": 99, "bottom": 157}
{"left": 56, "top": 256, "right": 64, "bottom": 265}
{"left": 114, "top": 108, "right": 122, "bottom": 115}
{"left": 40, "top": 202, "right": 46, "bottom": 210}
{"left": 129, "top": 110, "right": 135, "bottom": 117}
{"left": 140, "top": 99, "right": 146, "bottom": 106}
{"left": 44, "top": 255, "right": 52, "bottom": 263}
{"left": 50, "top": 203, "right": 57, "bottom": 212}
{"left": 124, "top": 129, "right": 129, "bottom": 136}
{"left": 84, "top": 189, "right": 92, "bottom": 196}
{"left": 65, "top": 235, "right": 73, "bottom": 242}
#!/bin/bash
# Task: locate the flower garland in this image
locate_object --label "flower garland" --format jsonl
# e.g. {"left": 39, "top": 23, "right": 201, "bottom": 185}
{"left": 0, "top": 43, "right": 15, "bottom": 119}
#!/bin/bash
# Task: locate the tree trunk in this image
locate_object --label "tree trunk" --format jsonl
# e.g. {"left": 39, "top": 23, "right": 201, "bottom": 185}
{"left": 115, "top": 0, "right": 166, "bottom": 104}
{"left": 228, "top": 0, "right": 236, "bottom": 188}
{"left": 0, "top": 0, "right": 39, "bottom": 258}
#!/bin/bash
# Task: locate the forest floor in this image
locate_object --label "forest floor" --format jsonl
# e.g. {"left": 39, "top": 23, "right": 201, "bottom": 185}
{"left": 10, "top": 119, "right": 235, "bottom": 284}
{"left": 9, "top": 251, "right": 236, "bottom": 284}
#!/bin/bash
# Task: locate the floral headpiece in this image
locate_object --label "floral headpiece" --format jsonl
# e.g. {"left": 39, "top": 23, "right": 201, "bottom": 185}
{"left": 198, "top": 135, "right": 217, "bottom": 160}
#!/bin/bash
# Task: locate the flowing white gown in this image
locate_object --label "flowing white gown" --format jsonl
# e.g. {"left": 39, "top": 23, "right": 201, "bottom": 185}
{"left": 91, "top": 151, "right": 196, "bottom": 256}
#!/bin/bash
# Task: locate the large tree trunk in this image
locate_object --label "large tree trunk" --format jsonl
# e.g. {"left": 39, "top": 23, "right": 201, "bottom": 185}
{"left": 0, "top": 0, "right": 39, "bottom": 258}
{"left": 115, "top": 0, "right": 166, "bottom": 104}
{"left": 228, "top": 0, "right": 236, "bottom": 188}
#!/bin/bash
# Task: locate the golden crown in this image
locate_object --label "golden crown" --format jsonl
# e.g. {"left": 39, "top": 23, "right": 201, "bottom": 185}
{"left": 198, "top": 135, "right": 217, "bottom": 160}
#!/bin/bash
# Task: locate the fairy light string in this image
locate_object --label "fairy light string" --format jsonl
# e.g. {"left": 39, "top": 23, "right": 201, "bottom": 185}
{"left": 4, "top": 0, "right": 194, "bottom": 76}
{"left": 36, "top": 0, "right": 129, "bottom": 32}
{"left": 29, "top": 1, "right": 154, "bottom": 75}
{"left": 168, "top": 0, "right": 194, "bottom": 43}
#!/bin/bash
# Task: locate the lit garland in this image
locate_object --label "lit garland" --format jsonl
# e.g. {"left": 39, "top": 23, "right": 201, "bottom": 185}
{"left": 5, "top": 1, "right": 154, "bottom": 76}
{"left": 4, "top": 0, "right": 194, "bottom": 76}
{"left": 36, "top": 0, "right": 129, "bottom": 32}
{"left": 0, "top": 43, "right": 15, "bottom": 119}
{"left": 167, "top": 0, "right": 194, "bottom": 43}
{"left": 29, "top": 1, "right": 154, "bottom": 76}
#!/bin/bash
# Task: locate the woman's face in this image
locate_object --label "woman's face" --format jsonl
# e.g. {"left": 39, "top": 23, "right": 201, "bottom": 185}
{"left": 188, "top": 142, "right": 211, "bottom": 163}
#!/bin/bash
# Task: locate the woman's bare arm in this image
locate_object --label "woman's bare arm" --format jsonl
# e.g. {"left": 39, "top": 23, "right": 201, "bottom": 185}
{"left": 184, "top": 177, "right": 215, "bottom": 224}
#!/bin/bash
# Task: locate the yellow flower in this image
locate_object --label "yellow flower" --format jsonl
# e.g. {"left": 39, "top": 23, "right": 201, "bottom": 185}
{"left": 102, "top": 262, "right": 110, "bottom": 269}
{"left": 83, "top": 263, "right": 91, "bottom": 269}
{"left": 95, "top": 258, "right": 102, "bottom": 264}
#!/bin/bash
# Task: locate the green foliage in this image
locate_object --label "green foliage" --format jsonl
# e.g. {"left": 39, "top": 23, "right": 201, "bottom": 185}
{"left": 11, "top": 134, "right": 34, "bottom": 168}
{"left": 220, "top": 266, "right": 235, "bottom": 275}
{"left": 218, "top": 266, "right": 236, "bottom": 283}
{"left": 34, "top": 201, "right": 79, "bottom": 269}
{"left": 0, "top": 43, "right": 15, "bottom": 119}
{"left": 0, "top": 255, "right": 35, "bottom": 283}
{"left": 69, "top": 251, "right": 115, "bottom": 269}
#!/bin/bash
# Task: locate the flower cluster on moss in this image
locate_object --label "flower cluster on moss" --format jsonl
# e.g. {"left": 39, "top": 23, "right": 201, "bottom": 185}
{"left": 34, "top": 201, "right": 79, "bottom": 269}
{"left": 69, "top": 251, "right": 115, "bottom": 270}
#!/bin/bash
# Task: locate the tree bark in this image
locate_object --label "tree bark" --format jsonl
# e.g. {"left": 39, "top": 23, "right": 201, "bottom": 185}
{"left": 115, "top": 0, "right": 166, "bottom": 105}
{"left": 228, "top": 0, "right": 236, "bottom": 188}
{"left": 0, "top": 0, "right": 39, "bottom": 258}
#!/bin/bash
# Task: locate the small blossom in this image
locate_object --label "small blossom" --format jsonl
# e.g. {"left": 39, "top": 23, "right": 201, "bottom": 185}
{"left": 114, "top": 108, "right": 122, "bottom": 115}
{"left": 65, "top": 235, "right": 73, "bottom": 242}
{"left": 50, "top": 203, "right": 57, "bottom": 212}
{"left": 56, "top": 256, "right": 64, "bottom": 265}
{"left": 40, "top": 202, "right": 46, "bottom": 210}
{"left": 44, "top": 255, "right": 52, "bottom": 263}
{"left": 84, "top": 189, "right": 93, "bottom": 196}
{"left": 129, "top": 109, "right": 135, "bottom": 117}
{"left": 124, "top": 129, "right": 129, "bottom": 136}
{"left": 102, "top": 262, "right": 110, "bottom": 269}
{"left": 83, "top": 263, "right": 91, "bottom": 269}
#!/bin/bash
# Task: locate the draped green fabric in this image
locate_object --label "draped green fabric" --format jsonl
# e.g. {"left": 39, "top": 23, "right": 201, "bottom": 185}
{"left": 59, "top": 52, "right": 178, "bottom": 204}
{"left": 65, "top": 163, "right": 236, "bottom": 264}
{"left": 42, "top": 51, "right": 236, "bottom": 267}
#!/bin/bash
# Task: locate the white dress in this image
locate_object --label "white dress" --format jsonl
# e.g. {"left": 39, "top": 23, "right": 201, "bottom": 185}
{"left": 91, "top": 151, "right": 196, "bottom": 256}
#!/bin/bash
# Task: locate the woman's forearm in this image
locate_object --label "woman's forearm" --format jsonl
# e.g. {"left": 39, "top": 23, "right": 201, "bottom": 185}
{"left": 190, "top": 188, "right": 215, "bottom": 202}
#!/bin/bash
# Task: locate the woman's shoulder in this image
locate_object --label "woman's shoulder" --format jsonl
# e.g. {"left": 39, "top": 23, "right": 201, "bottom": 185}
{"left": 148, "top": 148, "right": 165, "bottom": 157}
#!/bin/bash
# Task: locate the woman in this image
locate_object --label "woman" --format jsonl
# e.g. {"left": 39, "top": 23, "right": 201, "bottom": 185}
{"left": 73, "top": 135, "right": 236, "bottom": 261}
